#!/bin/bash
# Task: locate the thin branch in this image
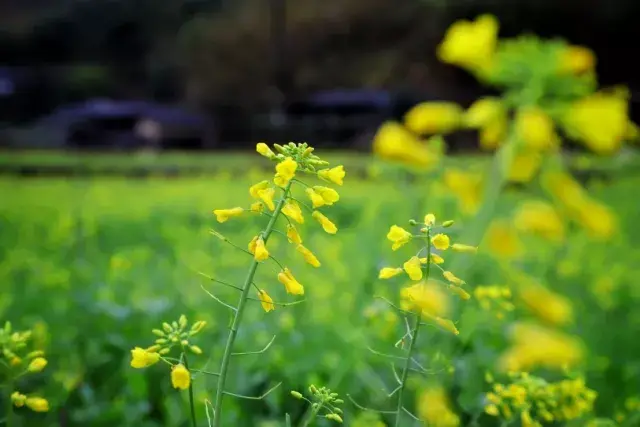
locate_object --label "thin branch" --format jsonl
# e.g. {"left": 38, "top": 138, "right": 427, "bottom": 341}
{"left": 390, "top": 364, "right": 402, "bottom": 385}
{"left": 367, "top": 346, "right": 408, "bottom": 361}
{"left": 388, "top": 385, "right": 402, "bottom": 398}
{"left": 402, "top": 407, "right": 421, "bottom": 421}
{"left": 223, "top": 382, "right": 282, "bottom": 400}
{"left": 250, "top": 296, "right": 307, "bottom": 307}
{"left": 191, "top": 369, "right": 221, "bottom": 377}
{"left": 200, "top": 285, "right": 238, "bottom": 312}
{"left": 347, "top": 395, "right": 397, "bottom": 414}
{"left": 374, "top": 295, "right": 412, "bottom": 315}
{"left": 231, "top": 335, "right": 276, "bottom": 356}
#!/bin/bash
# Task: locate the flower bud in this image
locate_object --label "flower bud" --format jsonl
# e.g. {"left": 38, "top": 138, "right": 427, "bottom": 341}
{"left": 442, "top": 220, "right": 454, "bottom": 227}
{"left": 179, "top": 315, "right": 187, "bottom": 329}
{"left": 152, "top": 329, "right": 165, "bottom": 337}
{"left": 291, "top": 391, "right": 303, "bottom": 399}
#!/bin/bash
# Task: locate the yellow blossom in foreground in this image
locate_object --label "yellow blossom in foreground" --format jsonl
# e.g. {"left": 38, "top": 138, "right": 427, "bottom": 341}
{"left": 513, "top": 200, "right": 565, "bottom": 243}
{"left": 519, "top": 283, "right": 573, "bottom": 326}
{"left": 305, "top": 187, "right": 326, "bottom": 208}
{"left": 417, "top": 386, "right": 461, "bottom": 427}
{"left": 213, "top": 207, "right": 244, "bottom": 223}
{"left": 11, "top": 391, "right": 26, "bottom": 407}
{"left": 404, "top": 102, "right": 463, "bottom": 135}
{"left": 130, "top": 347, "right": 160, "bottom": 368}
{"left": 431, "top": 233, "right": 450, "bottom": 250}
{"left": 258, "top": 289, "right": 275, "bottom": 312}
{"left": 249, "top": 180, "right": 269, "bottom": 198}
{"left": 250, "top": 201, "right": 263, "bottom": 213}
{"left": 253, "top": 237, "right": 269, "bottom": 261}
{"left": 318, "top": 165, "right": 345, "bottom": 186}
{"left": 313, "top": 186, "right": 339, "bottom": 205}
{"left": 27, "top": 357, "right": 47, "bottom": 373}
{"left": 443, "top": 169, "right": 483, "bottom": 214}
{"left": 401, "top": 282, "right": 450, "bottom": 317}
{"left": 296, "top": 244, "right": 321, "bottom": 267}
{"left": 257, "top": 187, "right": 276, "bottom": 211}
{"left": 312, "top": 211, "right": 337, "bottom": 234}
{"left": 437, "top": 14, "right": 499, "bottom": 72}
{"left": 561, "top": 91, "right": 628, "bottom": 155}
{"left": 373, "top": 121, "right": 441, "bottom": 169}
{"left": 498, "top": 322, "right": 583, "bottom": 372}
{"left": 171, "top": 364, "right": 191, "bottom": 390}
{"left": 515, "top": 107, "right": 557, "bottom": 151}
{"left": 282, "top": 200, "right": 304, "bottom": 224}
{"left": 387, "top": 225, "right": 412, "bottom": 251}
{"left": 484, "top": 220, "right": 523, "bottom": 259}
{"left": 25, "top": 397, "right": 49, "bottom": 412}
{"left": 274, "top": 157, "right": 298, "bottom": 187}
{"left": 403, "top": 256, "right": 423, "bottom": 281}
{"left": 379, "top": 267, "right": 403, "bottom": 279}
{"left": 451, "top": 243, "right": 477, "bottom": 253}
{"left": 464, "top": 97, "right": 503, "bottom": 128}
{"left": 256, "top": 142, "right": 275, "bottom": 158}
{"left": 286, "top": 224, "right": 302, "bottom": 244}
{"left": 558, "top": 45, "right": 596, "bottom": 75}
{"left": 479, "top": 113, "right": 508, "bottom": 150}
{"left": 421, "top": 254, "right": 444, "bottom": 264}
{"left": 424, "top": 213, "right": 436, "bottom": 226}
{"left": 443, "top": 270, "right": 465, "bottom": 286}
{"left": 278, "top": 268, "right": 305, "bottom": 295}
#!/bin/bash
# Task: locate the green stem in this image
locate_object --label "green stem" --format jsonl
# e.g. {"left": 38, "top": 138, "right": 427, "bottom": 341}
{"left": 393, "top": 230, "right": 431, "bottom": 427}
{"left": 212, "top": 181, "right": 292, "bottom": 427}
{"left": 300, "top": 401, "right": 324, "bottom": 427}
{"left": 181, "top": 351, "right": 198, "bottom": 427}
{"left": 5, "top": 377, "right": 13, "bottom": 427}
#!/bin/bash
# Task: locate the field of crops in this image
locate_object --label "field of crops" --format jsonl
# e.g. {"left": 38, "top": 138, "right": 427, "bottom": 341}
{"left": 2, "top": 148, "right": 640, "bottom": 426}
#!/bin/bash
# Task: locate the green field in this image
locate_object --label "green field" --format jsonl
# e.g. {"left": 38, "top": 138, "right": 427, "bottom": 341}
{"left": 2, "top": 152, "right": 640, "bottom": 427}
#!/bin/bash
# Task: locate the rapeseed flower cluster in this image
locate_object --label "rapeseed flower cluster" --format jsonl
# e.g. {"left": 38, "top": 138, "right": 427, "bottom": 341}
{"left": 416, "top": 385, "right": 460, "bottom": 427}
{"left": 473, "top": 285, "right": 514, "bottom": 320}
{"left": 1, "top": 321, "right": 50, "bottom": 414}
{"left": 129, "top": 315, "right": 206, "bottom": 391}
{"left": 484, "top": 372, "right": 597, "bottom": 426}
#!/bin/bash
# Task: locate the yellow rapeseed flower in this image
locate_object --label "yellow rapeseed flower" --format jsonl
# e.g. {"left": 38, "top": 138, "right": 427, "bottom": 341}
{"left": 379, "top": 267, "right": 403, "bottom": 279}
{"left": 421, "top": 254, "right": 445, "bottom": 264}
{"left": 484, "top": 220, "right": 523, "bottom": 259}
{"left": 387, "top": 225, "right": 412, "bottom": 251}
{"left": 519, "top": 283, "right": 573, "bottom": 326}
{"left": 274, "top": 157, "right": 298, "bottom": 186}
{"left": 558, "top": 45, "right": 596, "bottom": 75}
{"left": 213, "top": 207, "right": 244, "bottom": 223}
{"left": 434, "top": 317, "right": 460, "bottom": 335}
{"left": 443, "top": 270, "right": 465, "bottom": 285}
{"left": 286, "top": 224, "right": 302, "bottom": 244}
{"left": 171, "top": 364, "right": 191, "bottom": 390}
{"left": 373, "top": 121, "right": 440, "bottom": 169}
{"left": 437, "top": 14, "right": 499, "bottom": 72}
{"left": 130, "top": 347, "right": 160, "bottom": 368}
{"left": 403, "top": 256, "right": 423, "bottom": 281}
{"left": 480, "top": 114, "right": 508, "bottom": 150}
{"left": 27, "top": 357, "right": 47, "bottom": 373}
{"left": 513, "top": 200, "right": 565, "bottom": 242}
{"left": 449, "top": 285, "right": 471, "bottom": 300}
{"left": 318, "top": 165, "right": 345, "bottom": 186}
{"left": 571, "top": 199, "right": 617, "bottom": 240}
{"left": 258, "top": 289, "right": 275, "bottom": 312}
{"left": 256, "top": 142, "right": 275, "bottom": 158}
{"left": 561, "top": 91, "right": 628, "bottom": 155}
{"left": 296, "top": 244, "right": 321, "bottom": 267}
{"left": 443, "top": 169, "right": 483, "bottom": 214}
{"left": 249, "top": 180, "right": 269, "bottom": 198}
{"left": 451, "top": 243, "right": 477, "bottom": 253}
{"left": 312, "top": 211, "right": 337, "bottom": 234}
{"left": 313, "top": 186, "right": 339, "bottom": 205}
{"left": 278, "top": 268, "right": 305, "bottom": 295}
{"left": 403, "top": 102, "right": 463, "bottom": 135}
{"left": 282, "top": 200, "right": 304, "bottom": 224}
{"left": 305, "top": 187, "right": 326, "bottom": 208}
{"left": 507, "top": 151, "right": 542, "bottom": 183}
{"left": 256, "top": 187, "right": 276, "bottom": 211}
{"left": 25, "top": 397, "right": 49, "bottom": 412}
{"left": 417, "top": 386, "right": 461, "bottom": 427}
{"left": 516, "top": 107, "right": 557, "bottom": 151}
{"left": 464, "top": 97, "right": 504, "bottom": 128}
{"left": 401, "top": 282, "right": 450, "bottom": 317}
{"left": 424, "top": 213, "right": 436, "bottom": 226}
{"left": 431, "top": 233, "right": 450, "bottom": 250}
{"left": 253, "top": 237, "right": 269, "bottom": 261}
{"left": 250, "top": 201, "right": 264, "bottom": 213}
{"left": 11, "top": 391, "right": 26, "bottom": 407}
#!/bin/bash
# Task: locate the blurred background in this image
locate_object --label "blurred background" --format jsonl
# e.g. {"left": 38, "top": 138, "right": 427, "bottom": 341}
{"left": 3, "top": 1, "right": 640, "bottom": 427}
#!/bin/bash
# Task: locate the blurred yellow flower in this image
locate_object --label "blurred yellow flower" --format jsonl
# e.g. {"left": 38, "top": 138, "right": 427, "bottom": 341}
{"left": 11, "top": 391, "right": 26, "bottom": 408}
{"left": 434, "top": 317, "right": 460, "bottom": 335}
{"left": 171, "top": 364, "right": 191, "bottom": 390}
{"left": 317, "top": 165, "right": 345, "bottom": 186}
{"left": 286, "top": 224, "right": 302, "bottom": 244}
{"left": 278, "top": 268, "right": 305, "bottom": 295}
{"left": 571, "top": 199, "right": 617, "bottom": 240}
{"left": 561, "top": 91, "right": 628, "bottom": 155}
{"left": 387, "top": 225, "right": 412, "bottom": 251}
{"left": 443, "top": 271, "right": 465, "bottom": 286}
{"left": 213, "top": 207, "right": 244, "bottom": 223}
{"left": 498, "top": 322, "right": 583, "bottom": 372}
{"left": 515, "top": 107, "right": 558, "bottom": 151}
{"left": 27, "top": 356, "right": 47, "bottom": 373}
{"left": 480, "top": 115, "right": 509, "bottom": 150}
{"left": 519, "top": 282, "right": 574, "bottom": 326}
{"left": 130, "top": 347, "right": 160, "bottom": 368}
{"left": 404, "top": 102, "right": 463, "bottom": 135}
{"left": 484, "top": 220, "right": 523, "bottom": 259}
{"left": 282, "top": 200, "right": 304, "bottom": 224}
{"left": 312, "top": 211, "right": 337, "bottom": 234}
{"left": 417, "top": 386, "right": 461, "bottom": 427}
{"left": 558, "top": 45, "right": 596, "bottom": 75}
{"left": 25, "top": 397, "right": 49, "bottom": 412}
{"left": 401, "top": 281, "right": 450, "bottom": 317}
{"left": 513, "top": 200, "right": 565, "bottom": 242}
{"left": 431, "top": 233, "right": 450, "bottom": 250}
{"left": 443, "top": 169, "right": 483, "bottom": 214}
{"left": 507, "top": 151, "right": 542, "bottom": 183}
{"left": 274, "top": 157, "right": 297, "bottom": 187}
{"left": 379, "top": 267, "right": 403, "bottom": 279}
{"left": 256, "top": 142, "right": 275, "bottom": 158}
{"left": 451, "top": 243, "right": 477, "bottom": 253}
{"left": 373, "top": 121, "right": 440, "bottom": 169}
{"left": 258, "top": 289, "right": 275, "bottom": 312}
{"left": 464, "top": 97, "right": 504, "bottom": 128}
{"left": 437, "top": 14, "right": 499, "bottom": 72}
{"left": 296, "top": 244, "right": 321, "bottom": 267}
{"left": 403, "top": 256, "right": 423, "bottom": 281}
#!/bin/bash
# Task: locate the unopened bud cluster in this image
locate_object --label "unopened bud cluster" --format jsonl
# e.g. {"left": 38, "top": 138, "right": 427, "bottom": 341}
{"left": 290, "top": 384, "right": 344, "bottom": 423}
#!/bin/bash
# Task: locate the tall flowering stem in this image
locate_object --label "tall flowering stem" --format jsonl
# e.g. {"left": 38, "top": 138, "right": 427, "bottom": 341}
{"left": 212, "top": 181, "right": 292, "bottom": 423}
